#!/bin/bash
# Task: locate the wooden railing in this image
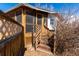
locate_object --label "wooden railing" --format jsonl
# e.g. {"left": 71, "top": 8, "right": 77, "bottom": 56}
{"left": 44, "top": 25, "right": 54, "bottom": 38}
{"left": 33, "top": 24, "right": 54, "bottom": 50}
{"left": 0, "top": 11, "right": 24, "bottom": 56}
{"left": 33, "top": 25, "right": 42, "bottom": 50}
{"left": 47, "top": 29, "right": 54, "bottom": 38}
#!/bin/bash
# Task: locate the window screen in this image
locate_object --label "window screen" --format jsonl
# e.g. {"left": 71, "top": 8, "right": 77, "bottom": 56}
{"left": 50, "top": 19, "right": 54, "bottom": 25}
{"left": 44, "top": 16, "right": 47, "bottom": 26}
{"left": 26, "top": 13, "right": 33, "bottom": 24}
{"left": 33, "top": 14, "right": 36, "bottom": 32}
{"left": 37, "top": 14, "right": 42, "bottom": 25}
{"left": 16, "top": 10, "right": 22, "bottom": 24}
{"left": 26, "top": 12, "right": 34, "bottom": 32}
{"left": 26, "top": 25, "right": 33, "bottom": 32}
{"left": 50, "top": 16, "right": 57, "bottom": 30}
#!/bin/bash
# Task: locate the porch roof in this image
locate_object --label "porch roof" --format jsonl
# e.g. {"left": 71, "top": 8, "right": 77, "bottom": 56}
{"left": 5, "top": 3, "right": 56, "bottom": 14}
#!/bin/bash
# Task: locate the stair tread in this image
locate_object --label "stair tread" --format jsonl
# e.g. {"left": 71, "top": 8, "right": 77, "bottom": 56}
{"left": 38, "top": 43, "right": 50, "bottom": 49}
{"left": 40, "top": 41, "right": 48, "bottom": 44}
{"left": 40, "top": 39, "right": 48, "bottom": 43}
{"left": 41, "top": 37, "right": 48, "bottom": 39}
{"left": 37, "top": 45, "right": 52, "bottom": 54}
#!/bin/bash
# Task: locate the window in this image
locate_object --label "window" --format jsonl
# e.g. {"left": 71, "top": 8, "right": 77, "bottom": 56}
{"left": 44, "top": 16, "right": 47, "bottom": 26}
{"left": 34, "top": 15, "right": 36, "bottom": 25}
{"left": 50, "top": 19, "right": 54, "bottom": 25}
{"left": 26, "top": 25, "right": 33, "bottom": 32}
{"left": 33, "top": 14, "right": 36, "bottom": 32}
{"left": 26, "top": 12, "right": 36, "bottom": 32}
{"left": 26, "top": 13, "right": 33, "bottom": 24}
{"left": 48, "top": 15, "right": 56, "bottom": 26}
{"left": 50, "top": 16, "right": 57, "bottom": 30}
{"left": 16, "top": 10, "right": 22, "bottom": 24}
{"left": 37, "top": 14, "right": 42, "bottom": 25}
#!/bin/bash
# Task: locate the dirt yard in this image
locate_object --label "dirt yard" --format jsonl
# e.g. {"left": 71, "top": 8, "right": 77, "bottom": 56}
{"left": 24, "top": 44, "right": 53, "bottom": 56}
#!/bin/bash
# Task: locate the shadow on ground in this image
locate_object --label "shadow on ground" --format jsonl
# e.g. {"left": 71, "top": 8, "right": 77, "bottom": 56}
{"left": 48, "top": 35, "right": 54, "bottom": 53}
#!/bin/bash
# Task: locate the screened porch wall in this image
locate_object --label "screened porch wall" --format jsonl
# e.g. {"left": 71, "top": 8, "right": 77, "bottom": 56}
{"left": 16, "top": 10, "right": 22, "bottom": 24}
{"left": 25, "top": 11, "right": 48, "bottom": 34}
{"left": 26, "top": 10, "right": 36, "bottom": 33}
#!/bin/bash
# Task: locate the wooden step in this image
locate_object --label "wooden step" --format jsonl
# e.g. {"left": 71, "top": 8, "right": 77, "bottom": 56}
{"left": 41, "top": 36, "right": 48, "bottom": 39}
{"left": 40, "top": 41, "right": 48, "bottom": 44}
{"left": 37, "top": 43, "right": 53, "bottom": 54}
{"left": 38, "top": 43, "right": 50, "bottom": 49}
{"left": 40, "top": 38, "right": 48, "bottom": 41}
{"left": 40, "top": 38, "right": 48, "bottom": 44}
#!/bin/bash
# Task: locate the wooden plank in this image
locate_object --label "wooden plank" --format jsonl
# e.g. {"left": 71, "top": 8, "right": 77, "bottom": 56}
{"left": 0, "top": 47, "right": 5, "bottom": 56}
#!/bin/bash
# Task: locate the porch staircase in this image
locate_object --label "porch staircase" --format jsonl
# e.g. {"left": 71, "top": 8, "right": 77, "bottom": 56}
{"left": 40, "top": 34, "right": 49, "bottom": 44}
{"left": 33, "top": 25, "right": 54, "bottom": 55}
{"left": 37, "top": 43, "right": 52, "bottom": 54}
{"left": 36, "top": 33, "right": 53, "bottom": 55}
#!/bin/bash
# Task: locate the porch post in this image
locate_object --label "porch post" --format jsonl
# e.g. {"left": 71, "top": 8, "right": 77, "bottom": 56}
{"left": 35, "top": 13, "right": 38, "bottom": 50}
{"left": 53, "top": 17, "right": 57, "bottom": 55}
{"left": 22, "top": 9, "right": 26, "bottom": 47}
{"left": 42, "top": 15, "right": 44, "bottom": 33}
{"left": 32, "top": 13, "right": 34, "bottom": 47}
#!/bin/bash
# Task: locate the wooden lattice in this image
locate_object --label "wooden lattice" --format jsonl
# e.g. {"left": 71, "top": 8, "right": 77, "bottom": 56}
{"left": 0, "top": 13, "right": 22, "bottom": 40}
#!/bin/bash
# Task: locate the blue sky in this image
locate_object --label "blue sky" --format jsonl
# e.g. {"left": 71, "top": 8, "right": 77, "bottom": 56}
{"left": 0, "top": 3, "right": 79, "bottom": 15}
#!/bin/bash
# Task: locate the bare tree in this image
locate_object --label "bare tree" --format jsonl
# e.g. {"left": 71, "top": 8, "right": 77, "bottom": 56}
{"left": 55, "top": 5, "right": 79, "bottom": 56}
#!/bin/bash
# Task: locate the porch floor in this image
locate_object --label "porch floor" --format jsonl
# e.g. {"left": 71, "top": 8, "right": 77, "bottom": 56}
{"left": 24, "top": 44, "right": 54, "bottom": 56}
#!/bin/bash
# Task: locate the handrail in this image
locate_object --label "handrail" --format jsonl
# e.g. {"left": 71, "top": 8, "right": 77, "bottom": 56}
{"left": 33, "top": 24, "right": 54, "bottom": 50}
{"left": 44, "top": 25, "right": 54, "bottom": 38}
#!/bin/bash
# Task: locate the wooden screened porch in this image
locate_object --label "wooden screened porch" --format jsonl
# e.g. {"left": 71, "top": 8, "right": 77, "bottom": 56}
{"left": 6, "top": 4, "right": 51, "bottom": 49}
{"left": 0, "top": 4, "right": 61, "bottom": 56}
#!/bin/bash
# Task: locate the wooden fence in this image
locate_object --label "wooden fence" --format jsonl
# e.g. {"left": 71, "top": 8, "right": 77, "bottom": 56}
{"left": 0, "top": 11, "right": 25, "bottom": 56}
